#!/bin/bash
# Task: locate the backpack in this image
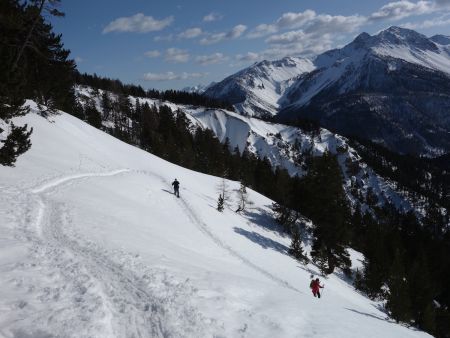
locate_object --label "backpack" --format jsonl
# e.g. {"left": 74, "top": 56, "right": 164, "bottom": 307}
{"left": 310, "top": 280, "right": 314, "bottom": 289}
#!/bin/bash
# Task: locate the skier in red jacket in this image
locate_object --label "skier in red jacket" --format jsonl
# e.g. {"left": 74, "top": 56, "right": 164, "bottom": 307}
{"left": 310, "top": 278, "right": 324, "bottom": 298}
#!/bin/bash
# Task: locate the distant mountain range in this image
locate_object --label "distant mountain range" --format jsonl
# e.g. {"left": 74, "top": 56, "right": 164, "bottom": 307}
{"left": 182, "top": 83, "right": 215, "bottom": 94}
{"left": 204, "top": 27, "right": 450, "bottom": 157}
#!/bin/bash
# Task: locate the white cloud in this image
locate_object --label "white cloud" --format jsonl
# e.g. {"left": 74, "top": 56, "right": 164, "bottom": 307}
{"left": 265, "top": 30, "right": 335, "bottom": 57}
{"left": 142, "top": 71, "right": 207, "bottom": 81}
{"left": 154, "top": 34, "right": 174, "bottom": 42}
{"left": 178, "top": 27, "right": 203, "bottom": 39}
{"left": 266, "top": 30, "right": 308, "bottom": 45}
{"left": 303, "top": 14, "right": 366, "bottom": 35}
{"left": 200, "top": 24, "right": 247, "bottom": 44}
{"left": 203, "top": 12, "right": 222, "bottom": 22}
{"left": 246, "top": 24, "right": 278, "bottom": 39}
{"left": 247, "top": 9, "right": 364, "bottom": 39}
{"left": 74, "top": 56, "right": 83, "bottom": 63}
{"left": 275, "top": 10, "right": 317, "bottom": 29}
{"left": 195, "top": 53, "right": 229, "bottom": 65}
{"left": 165, "top": 48, "right": 190, "bottom": 63}
{"left": 103, "top": 13, "right": 173, "bottom": 33}
{"left": 144, "top": 50, "right": 161, "bottom": 58}
{"left": 235, "top": 52, "right": 260, "bottom": 62}
{"left": 402, "top": 13, "right": 450, "bottom": 28}
{"left": 228, "top": 24, "right": 247, "bottom": 38}
{"left": 369, "top": 1, "right": 435, "bottom": 21}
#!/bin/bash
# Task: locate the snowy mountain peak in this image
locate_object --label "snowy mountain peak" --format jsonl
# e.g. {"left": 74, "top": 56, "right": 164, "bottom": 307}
{"left": 373, "top": 26, "right": 438, "bottom": 51}
{"left": 204, "top": 56, "right": 315, "bottom": 117}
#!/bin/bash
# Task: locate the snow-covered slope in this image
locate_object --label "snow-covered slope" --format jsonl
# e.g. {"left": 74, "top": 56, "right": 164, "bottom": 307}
{"left": 0, "top": 103, "right": 430, "bottom": 337}
{"left": 77, "top": 85, "right": 413, "bottom": 212}
{"left": 204, "top": 57, "right": 315, "bottom": 117}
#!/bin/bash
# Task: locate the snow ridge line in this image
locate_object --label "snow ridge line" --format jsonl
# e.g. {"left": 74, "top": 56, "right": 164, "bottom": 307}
{"left": 138, "top": 170, "right": 301, "bottom": 294}
{"left": 31, "top": 169, "right": 130, "bottom": 194}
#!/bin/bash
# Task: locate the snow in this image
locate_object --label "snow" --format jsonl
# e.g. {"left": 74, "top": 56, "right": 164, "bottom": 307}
{"left": 0, "top": 102, "right": 432, "bottom": 337}
{"left": 77, "top": 85, "right": 414, "bottom": 213}
{"left": 372, "top": 44, "right": 450, "bottom": 75}
{"left": 205, "top": 57, "right": 315, "bottom": 117}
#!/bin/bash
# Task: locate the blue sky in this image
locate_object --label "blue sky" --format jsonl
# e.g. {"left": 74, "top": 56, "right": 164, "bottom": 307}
{"left": 50, "top": 0, "right": 450, "bottom": 90}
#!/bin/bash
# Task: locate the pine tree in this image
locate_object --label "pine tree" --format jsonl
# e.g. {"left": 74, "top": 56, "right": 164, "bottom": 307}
{"left": 314, "top": 243, "right": 329, "bottom": 276}
{"left": 272, "top": 202, "right": 297, "bottom": 233}
{"left": 300, "top": 151, "right": 352, "bottom": 274}
{"left": 408, "top": 252, "right": 436, "bottom": 332}
{"left": 0, "top": 123, "right": 33, "bottom": 166}
{"left": 1, "top": 0, "right": 75, "bottom": 166}
{"left": 85, "top": 103, "right": 102, "bottom": 129}
{"left": 217, "top": 194, "right": 224, "bottom": 212}
{"left": 289, "top": 227, "right": 308, "bottom": 264}
{"left": 386, "top": 250, "right": 412, "bottom": 323}
{"left": 235, "top": 182, "right": 249, "bottom": 213}
{"left": 101, "top": 91, "right": 112, "bottom": 119}
{"left": 217, "top": 177, "right": 231, "bottom": 208}
{"left": 421, "top": 302, "right": 436, "bottom": 334}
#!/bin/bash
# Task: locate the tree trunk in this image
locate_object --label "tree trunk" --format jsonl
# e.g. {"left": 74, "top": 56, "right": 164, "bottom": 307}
{"left": 12, "top": 0, "right": 46, "bottom": 72}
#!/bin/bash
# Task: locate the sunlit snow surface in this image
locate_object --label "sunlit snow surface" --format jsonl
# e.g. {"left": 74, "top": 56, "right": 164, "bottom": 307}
{"left": 0, "top": 103, "right": 430, "bottom": 337}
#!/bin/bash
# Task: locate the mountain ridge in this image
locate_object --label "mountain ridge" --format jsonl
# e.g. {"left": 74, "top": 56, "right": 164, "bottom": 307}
{"left": 204, "top": 26, "right": 450, "bottom": 156}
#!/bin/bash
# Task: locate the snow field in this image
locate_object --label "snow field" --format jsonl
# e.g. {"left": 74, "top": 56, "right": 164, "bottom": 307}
{"left": 0, "top": 106, "right": 431, "bottom": 337}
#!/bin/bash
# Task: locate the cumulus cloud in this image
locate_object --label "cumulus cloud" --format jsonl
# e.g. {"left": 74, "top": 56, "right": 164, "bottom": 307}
{"left": 247, "top": 9, "right": 364, "bottom": 39}
{"left": 369, "top": 0, "right": 435, "bottom": 21}
{"left": 103, "top": 13, "right": 173, "bottom": 33}
{"left": 142, "top": 71, "right": 207, "bottom": 81}
{"left": 144, "top": 50, "right": 161, "bottom": 58}
{"left": 200, "top": 24, "right": 247, "bottom": 44}
{"left": 402, "top": 13, "right": 450, "bottom": 28}
{"left": 235, "top": 52, "right": 261, "bottom": 62}
{"left": 178, "top": 27, "right": 203, "bottom": 39}
{"left": 246, "top": 24, "right": 278, "bottom": 38}
{"left": 263, "top": 10, "right": 363, "bottom": 57}
{"left": 195, "top": 53, "right": 229, "bottom": 65}
{"left": 265, "top": 29, "right": 336, "bottom": 58}
{"left": 275, "top": 10, "right": 317, "bottom": 29}
{"left": 165, "top": 48, "right": 190, "bottom": 63}
{"left": 203, "top": 12, "right": 222, "bottom": 22}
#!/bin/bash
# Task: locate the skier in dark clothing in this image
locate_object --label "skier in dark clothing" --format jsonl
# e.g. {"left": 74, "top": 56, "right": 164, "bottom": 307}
{"left": 172, "top": 179, "right": 180, "bottom": 197}
{"left": 310, "top": 278, "right": 324, "bottom": 298}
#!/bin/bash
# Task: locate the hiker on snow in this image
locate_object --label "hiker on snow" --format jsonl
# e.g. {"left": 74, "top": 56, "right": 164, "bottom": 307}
{"left": 310, "top": 278, "right": 324, "bottom": 298}
{"left": 172, "top": 178, "right": 180, "bottom": 197}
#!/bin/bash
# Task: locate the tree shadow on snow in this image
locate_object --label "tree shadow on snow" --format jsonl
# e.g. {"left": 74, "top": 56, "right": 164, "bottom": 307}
{"left": 296, "top": 264, "right": 322, "bottom": 278}
{"left": 241, "top": 207, "right": 290, "bottom": 237}
{"left": 233, "top": 227, "right": 289, "bottom": 254}
{"left": 345, "top": 308, "right": 388, "bottom": 322}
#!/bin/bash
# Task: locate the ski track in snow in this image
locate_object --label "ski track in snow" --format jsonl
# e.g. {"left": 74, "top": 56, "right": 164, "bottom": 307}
{"left": 7, "top": 169, "right": 214, "bottom": 338}
{"left": 137, "top": 170, "right": 302, "bottom": 294}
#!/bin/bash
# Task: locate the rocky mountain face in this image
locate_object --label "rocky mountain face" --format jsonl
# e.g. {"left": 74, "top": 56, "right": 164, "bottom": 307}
{"left": 204, "top": 57, "right": 315, "bottom": 118}
{"left": 205, "top": 27, "right": 450, "bottom": 157}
